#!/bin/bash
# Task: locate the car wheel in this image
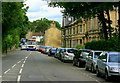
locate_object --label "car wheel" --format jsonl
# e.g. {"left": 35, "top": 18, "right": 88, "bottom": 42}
{"left": 73, "top": 60, "right": 76, "bottom": 66}
{"left": 77, "top": 62, "right": 80, "bottom": 67}
{"left": 62, "top": 59, "right": 66, "bottom": 63}
{"left": 91, "top": 65, "right": 95, "bottom": 73}
{"left": 96, "top": 68, "right": 100, "bottom": 77}
{"left": 105, "top": 71, "right": 111, "bottom": 81}
{"left": 85, "top": 64, "right": 89, "bottom": 71}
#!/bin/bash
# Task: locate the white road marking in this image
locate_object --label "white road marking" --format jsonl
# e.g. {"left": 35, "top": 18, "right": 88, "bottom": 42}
{"left": 0, "top": 76, "right": 2, "bottom": 78}
{"left": 21, "top": 64, "right": 24, "bottom": 68}
{"left": 19, "top": 69, "right": 23, "bottom": 74}
{"left": 23, "top": 61, "right": 26, "bottom": 64}
{"left": 4, "top": 69, "right": 10, "bottom": 74}
{"left": 17, "top": 75, "right": 21, "bottom": 82}
{"left": 25, "top": 57, "right": 28, "bottom": 59}
{"left": 17, "top": 61, "right": 21, "bottom": 63}
{"left": 12, "top": 64, "right": 16, "bottom": 68}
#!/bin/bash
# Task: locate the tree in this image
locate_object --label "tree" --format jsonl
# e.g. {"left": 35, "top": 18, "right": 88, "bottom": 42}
{"left": 49, "top": 2, "right": 119, "bottom": 40}
{"left": 2, "top": 2, "right": 29, "bottom": 53}
{"left": 29, "top": 18, "right": 61, "bottom": 34}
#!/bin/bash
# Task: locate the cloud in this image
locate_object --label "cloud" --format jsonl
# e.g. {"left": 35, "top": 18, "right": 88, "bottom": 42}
{"left": 24, "top": 0, "right": 63, "bottom": 25}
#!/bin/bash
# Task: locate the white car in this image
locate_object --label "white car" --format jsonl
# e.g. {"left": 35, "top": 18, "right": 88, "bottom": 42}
{"left": 61, "top": 48, "right": 78, "bottom": 62}
{"left": 21, "top": 44, "right": 27, "bottom": 50}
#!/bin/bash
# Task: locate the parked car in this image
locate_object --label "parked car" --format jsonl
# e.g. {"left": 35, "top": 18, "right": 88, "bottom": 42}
{"left": 85, "top": 50, "right": 103, "bottom": 73}
{"left": 54, "top": 48, "right": 63, "bottom": 58}
{"left": 73, "top": 49, "right": 92, "bottom": 67}
{"left": 96, "top": 52, "right": 120, "bottom": 81}
{"left": 36, "top": 42, "right": 41, "bottom": 51}
{"left": 57, "top": 48, "right": 65, "bottom": 60}
{"left": 60, "top": 48, "right": 78, "bottom": 62}
{"left": 39, "top": 45, "right": 46, "bottom": 53}
{"left": 43, "top": 46, "right": 52, "bottom": 54}
{"left": 48, "top": 48, "right": 57, "bottom": 56}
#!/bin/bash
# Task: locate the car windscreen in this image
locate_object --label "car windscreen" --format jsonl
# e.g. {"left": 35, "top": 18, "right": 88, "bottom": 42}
{"left": 26, "top": 41, "right": 36, "bottom": 45}
{"left": 52, "top": 48, "right": 56, "bottom": 50}
{"left": 67, "top": 49, "right": 77, "bottom": 53}
{"left": 109, "top": 54, "right": 120, "bottom": 62}
{"left": 94, "top": 52, "right": 102, "bottom": 58}
{"left": 82, "top": 52, "right": 89, "bottom": 57}
{"left": 45, "top": 47, "right": 52, "bottom": 49}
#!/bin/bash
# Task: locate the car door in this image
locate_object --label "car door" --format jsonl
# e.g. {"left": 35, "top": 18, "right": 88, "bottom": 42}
{"left": 98, "top": 53, "right": 107, "bottom": 74}
{"left": 86, "top": 52, "right": 93, "bottom": 68}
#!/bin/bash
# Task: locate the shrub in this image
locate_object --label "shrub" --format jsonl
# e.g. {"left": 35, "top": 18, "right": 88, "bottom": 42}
{"left": 76, "top": 44, "right": 85, "bottom": 49}
{"left": 85, "top": 38, "right": 120, "bottom": 52}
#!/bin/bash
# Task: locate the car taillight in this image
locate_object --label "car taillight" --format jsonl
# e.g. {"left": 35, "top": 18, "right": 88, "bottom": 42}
{"left": 64, "top": 53, "right": 68, "bottom": 55}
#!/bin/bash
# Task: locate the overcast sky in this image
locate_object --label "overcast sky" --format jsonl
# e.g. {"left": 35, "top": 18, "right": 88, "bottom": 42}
{"left": 24, "top": 0, "right": 63, "bottom": 25}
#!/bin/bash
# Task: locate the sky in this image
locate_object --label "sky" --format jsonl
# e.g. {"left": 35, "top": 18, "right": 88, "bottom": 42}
{"left": 24, "top": 0, "right": 63, "bottom": 25}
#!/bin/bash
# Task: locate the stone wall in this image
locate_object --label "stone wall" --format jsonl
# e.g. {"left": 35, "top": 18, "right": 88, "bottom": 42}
{"left": 44, "top": 22, "right": 62, "bottom": 47}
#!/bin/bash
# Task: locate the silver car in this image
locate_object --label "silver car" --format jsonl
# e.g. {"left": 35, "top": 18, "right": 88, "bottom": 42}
{"left": 96, "top": 52, "right": 120, "bottom": 81}
{"left": 85, "top": 50, "right": 103, "bottom": 73}
{"left": 61, "top": 48, "right": 78, "bottom": 62}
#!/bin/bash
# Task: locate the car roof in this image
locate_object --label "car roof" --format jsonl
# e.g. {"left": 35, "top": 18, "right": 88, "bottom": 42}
{"left": 91, "top": 50, "right": 103, "bottom": 52}
{"left": 108, "top": 52, "right": 120, "bottom": 54}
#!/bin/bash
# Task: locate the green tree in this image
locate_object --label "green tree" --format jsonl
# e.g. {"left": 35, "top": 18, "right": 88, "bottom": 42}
{"left": 29, "top": 18, "right": 61, "bottom": 34}
{"left": 49, "top": 2, "right": 119, "bottom": 40}
{"left": 2, "top": 2, "right": 29, "bottom": 53}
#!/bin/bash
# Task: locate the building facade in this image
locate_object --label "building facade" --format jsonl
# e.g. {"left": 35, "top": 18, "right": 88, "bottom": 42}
{"left": 61, "top": 9, "right": 119, "bottom": 48}
{"left": 44, "top": 21, "right": 62, "bottom": 47}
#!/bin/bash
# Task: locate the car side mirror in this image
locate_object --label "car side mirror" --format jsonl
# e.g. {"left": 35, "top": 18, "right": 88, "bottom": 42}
{"left": 88, "top": 56, "right": 92, "bottom": 59}
{"left": 102, "top": 59, "right": 106, "bottom": 62}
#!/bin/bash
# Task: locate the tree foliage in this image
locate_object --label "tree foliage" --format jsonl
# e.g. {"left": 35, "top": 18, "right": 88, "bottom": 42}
{"left": 49, "top": 2, "right": 119, "bottom": 40}
{"left": 2, "top": 2, "right": 29, "bottom": 53}
{"left": 29, "top": 18, "right": 61, "bottom": 34}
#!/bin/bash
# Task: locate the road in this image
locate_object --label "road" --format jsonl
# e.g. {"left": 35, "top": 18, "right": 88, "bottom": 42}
{"left": 1, "top": 49, "right": 119, "bottom": 83}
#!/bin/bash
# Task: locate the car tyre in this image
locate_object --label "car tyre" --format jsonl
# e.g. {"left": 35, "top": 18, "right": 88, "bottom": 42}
{"left": 91, "top": 65, "right": 95, "bottom": 73}
{"left": 73, "top": 60, "right": 76, "bottom": 66}
{"left": 77, "top": 62, "right": 80, "bottom": 67}
{"left": 105, "top": 71, "right": 111, "bottom": 81}
{"left": 96, "top": 68, "right": 100, "bottom": 77}
{"left": 85, "top": 65, "right": 89, "bottom": 71}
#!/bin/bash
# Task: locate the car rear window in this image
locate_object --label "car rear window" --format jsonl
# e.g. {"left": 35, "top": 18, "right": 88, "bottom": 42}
{"left": 67, "top": 49, "right": 77, "bottom": 53}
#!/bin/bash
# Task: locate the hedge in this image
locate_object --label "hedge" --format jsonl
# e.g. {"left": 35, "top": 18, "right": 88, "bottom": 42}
{"left": 85, "top": 38, "right": 120, "bottom": 52}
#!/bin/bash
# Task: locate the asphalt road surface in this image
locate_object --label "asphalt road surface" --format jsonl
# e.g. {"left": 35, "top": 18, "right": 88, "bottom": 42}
{"left": 1, "top": 49, "right": 120, "bottom": 83}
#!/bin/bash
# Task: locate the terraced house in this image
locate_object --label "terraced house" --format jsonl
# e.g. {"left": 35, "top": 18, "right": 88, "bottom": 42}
{"left": 61, "top": 8, "right": 119, "bottom": 48}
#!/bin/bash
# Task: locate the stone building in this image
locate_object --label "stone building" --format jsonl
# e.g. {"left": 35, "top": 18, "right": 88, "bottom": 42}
{"left": 61, "top": 9, "right": 119, "bottom": 48}
{"left": 44, "top": 21, "right": 62, "bottom": 47}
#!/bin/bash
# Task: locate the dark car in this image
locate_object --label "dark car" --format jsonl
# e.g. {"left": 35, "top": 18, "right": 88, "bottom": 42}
{"left": 48, "top": 48, "right": 57, "bottom": 56}
{"left": 54, "top": 48, "right": 63, "bottom": 58}
{"left": 73, "top": 49, "right": 92, "bottom": 67}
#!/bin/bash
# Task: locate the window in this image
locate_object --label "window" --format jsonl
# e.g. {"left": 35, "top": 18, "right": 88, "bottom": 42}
{"left": 98, "top": 53, "right": 107, "bottom": 62}
{"left": 80, "top": 39, "right": 82, "bottom": 44}
{"left": 88, "top": 52, "right": 93, "bottom": 57}
{"left": 70, "top": 28, "right": 71, "bottom": 35}
{"left": 73, "top": 28, "right": 75, "bottom": 34}
{"left": 94, "top": 52, "right": 102, "bottom": 58}
{"left": 80, "top": 25, "right": 82, "bottom": 33}
{"left": 76, "top": 26, "right": 78, "bottom": 33}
